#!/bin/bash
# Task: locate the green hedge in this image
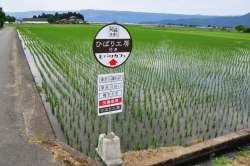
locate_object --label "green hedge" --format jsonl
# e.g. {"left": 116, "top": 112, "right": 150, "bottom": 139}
{"left": 244, "top": 27, "right": 250, "bottom": 33}
{"left": 0, "top": 19, "right": 4, "bottom": 28}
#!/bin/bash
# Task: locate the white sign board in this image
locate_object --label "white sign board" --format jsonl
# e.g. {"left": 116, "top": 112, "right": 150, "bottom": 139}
{"left": 93, "top": 23, "right": 132, "bottom": 68}
{"left": 97, "top": 73, "right": 124, "bottom": 116}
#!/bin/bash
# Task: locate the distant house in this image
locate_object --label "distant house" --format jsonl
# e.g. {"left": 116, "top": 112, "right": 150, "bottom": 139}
{"left": 22, "top": 18, "right": 48, "bottom": 24}
{"left": 59, "top": 16, "right": 84, "bottom": 24}
{"left": 59, "top": 18, "right": 68, "bottom": 24}
{"left": 69, "top": 16, "right": 77, "bottom": 20}
{"left": 76, "top": 19, "right": 84, "bottom": 24}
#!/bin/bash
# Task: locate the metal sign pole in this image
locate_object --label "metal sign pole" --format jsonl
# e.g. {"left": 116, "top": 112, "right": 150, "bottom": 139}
{"left": 108, "top": 111, "right": 112, "bottom": 139}
{"left": 108, "top": 68, "right": 113, "bottom": 139}
{"left": 94, "top": 23, "right": 131, "bottom": 165}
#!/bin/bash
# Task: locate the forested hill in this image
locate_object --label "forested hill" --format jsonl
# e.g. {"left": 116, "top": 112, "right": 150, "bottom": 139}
{"left": 141, "top": 12, "right": 250, "bottom": 27}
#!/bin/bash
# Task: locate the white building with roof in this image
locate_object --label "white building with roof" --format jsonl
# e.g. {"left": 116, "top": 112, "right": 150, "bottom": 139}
{"left": 22, "top": 18, "right": 49, "bottom": 24}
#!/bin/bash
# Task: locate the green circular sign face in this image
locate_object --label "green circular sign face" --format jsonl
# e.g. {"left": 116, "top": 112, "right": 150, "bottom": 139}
{"left": 93, "top": 23, "right": 132, "bottom": 68}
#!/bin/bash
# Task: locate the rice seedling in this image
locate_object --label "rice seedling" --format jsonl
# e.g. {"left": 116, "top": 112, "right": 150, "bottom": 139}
{"left": 17, "top": 24, "right": 250, "bottom": 158}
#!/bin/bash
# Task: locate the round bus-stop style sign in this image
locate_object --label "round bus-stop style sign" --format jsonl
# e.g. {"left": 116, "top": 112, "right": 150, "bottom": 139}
{"left": 93, "top": 23, "right": 132, "bottom": 68}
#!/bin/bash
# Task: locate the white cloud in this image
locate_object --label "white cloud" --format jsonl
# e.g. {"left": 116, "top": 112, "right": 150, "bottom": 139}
{"left": 1, "top": 0, "right": 249, "bottom": 15}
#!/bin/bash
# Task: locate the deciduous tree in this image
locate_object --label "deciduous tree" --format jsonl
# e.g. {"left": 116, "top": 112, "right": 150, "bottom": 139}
{"left": 5, "top": 15, "right": 16, "bottom": 23}
{"left": 235, "top": 24, "right": 245, "bottom": 32}
{"left": 47, "top": 16, "right": 55, "bottom": 24}
{"left": 0, "top": 8, "right": 6, "bottom": 27}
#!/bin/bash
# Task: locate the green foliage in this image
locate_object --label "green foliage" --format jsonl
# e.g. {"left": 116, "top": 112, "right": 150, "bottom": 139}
{"left": 244, "top": 27, "right": 250, "bottom": 33}
{"left": 211, "top": 156, "right": 230, "bottom": 166}
{"left": 5, "top": 15, "right": 16, "bottom": 23}
{"left": 14, "top": 24, "right": 250, "bottom": 158}
{"left": 28, "top": 134, "right": 46, "bottom": 141}
{"left": 47, "top": 16, "right": 55, "bottom": 24}
{"left": 37, "top": 86, "right": 42, "bottom": 93}
{"left": 0, "top": 19, "right": 3, "bottom": 28}
{"left": 0, "top": 8, "right": 5, "bottom": 27}
{"left": 238, "top": 150, "right": 250, "bottom": 157}
{"left": 235, "top": 24, "right": 245, "bottom": 32}
{"left": 0, "top": 8, "right": 5, "bottom": 20}
{"left": 33, "top": 11, "right": 84, "bottom": 23}
{"left": 220, "top": 27, "right": 226, "bottom": 32}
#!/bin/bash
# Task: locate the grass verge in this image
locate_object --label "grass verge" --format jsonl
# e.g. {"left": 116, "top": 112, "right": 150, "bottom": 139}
{"left": 211, "top": 156, "right": 230, "bottom": 166}
{"left": 211, "top": 150, "right": 250, "bottom": 166}
{"left": 122, "top": 146, "right": 184, "bottom": 166}
{"left": 27, "top": 135, "right": 90, "bottom": 166}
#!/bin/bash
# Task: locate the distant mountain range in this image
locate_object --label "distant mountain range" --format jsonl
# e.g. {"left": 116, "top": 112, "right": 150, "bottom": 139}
{"left": 6, "top": 9, "right": 217, "bottom": 23}
{"left": 141, "top": 12, "right": 250, "bottom": 27}
{"left": 78, "top": 10, "right": 219, "bottom": 23}
{"left": 6, "top": 9, "right": 249, "bottom": 27}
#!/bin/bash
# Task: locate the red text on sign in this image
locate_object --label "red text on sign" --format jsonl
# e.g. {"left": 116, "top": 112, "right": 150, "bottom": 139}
{"left": 99, "top": 97, "right": 122, "bottom": 106}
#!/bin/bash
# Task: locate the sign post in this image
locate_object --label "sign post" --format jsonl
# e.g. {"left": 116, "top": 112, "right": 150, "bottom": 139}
{"left": 93, "top": 23, "right": 132, "bottom": 68}
{"left": 97, "top": 71, "right": 124, "bottom": 138}
{"left": 97, "top": 72, "right": 124, "bottom": 116}
{"left": 93, "top": 23, "right": 132, "bottom": 138}
{"left": 93, "top": 23, "right": 132, "bottom": 166}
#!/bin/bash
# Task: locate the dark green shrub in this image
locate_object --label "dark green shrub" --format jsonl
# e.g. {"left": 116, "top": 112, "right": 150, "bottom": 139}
{"left": 0, "top": 19, "right": 4, "bottom": 28}
{"left": 244, "top": 27, "right": 250, "bottom": 33}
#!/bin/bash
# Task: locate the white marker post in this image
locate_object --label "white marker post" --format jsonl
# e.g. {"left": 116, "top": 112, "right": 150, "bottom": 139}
{"left": 93, "top": 23, "right": 132, "bottom": 166}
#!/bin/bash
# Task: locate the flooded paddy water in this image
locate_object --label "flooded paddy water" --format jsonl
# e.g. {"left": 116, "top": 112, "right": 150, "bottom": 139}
{"left": 17, "top": 25, "right": 250, "bottom": 158}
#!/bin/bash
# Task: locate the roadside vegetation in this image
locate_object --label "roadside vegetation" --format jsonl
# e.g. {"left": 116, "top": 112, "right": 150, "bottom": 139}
{"left": 211, "top": 150, "right": 250, "bottom": 166}
{"left": 0, "top": 7, "right": 16, "bottom": 26}
{"left": 27, "top": 134, "right": 94, "bottom": 166}
{"left": 0, "top": 7, "right": 5, "bottom": 28}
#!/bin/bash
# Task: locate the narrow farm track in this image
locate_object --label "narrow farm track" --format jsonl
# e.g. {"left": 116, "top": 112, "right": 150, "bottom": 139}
{"left": 0, "top": 27, "right": 61, "bottom": 165}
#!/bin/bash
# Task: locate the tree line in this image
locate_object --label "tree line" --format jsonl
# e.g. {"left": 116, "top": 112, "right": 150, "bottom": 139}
{"left": 0, "top": 7, "right": 16, "bottom": 27}
{"left": 156, "top": 22, "right": 250, "bottom": 33}
{"left": 235, "top": 24, "right": 250, "bottom": 33}
{"left": 33, "top": 12, "right": 84, "bottom": 24}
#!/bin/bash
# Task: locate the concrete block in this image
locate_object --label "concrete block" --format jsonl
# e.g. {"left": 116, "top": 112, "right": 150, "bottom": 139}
{"left": 96, "top": 132, "right": 123, "bottom": 166}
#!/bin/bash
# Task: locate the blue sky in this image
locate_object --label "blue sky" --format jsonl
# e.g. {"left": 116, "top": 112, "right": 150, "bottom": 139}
{"left": 1, "top": 0, "right": 249, "bottom": 15}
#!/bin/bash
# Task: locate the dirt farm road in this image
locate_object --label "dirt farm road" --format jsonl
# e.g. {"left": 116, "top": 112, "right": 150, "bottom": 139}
{"left": 0, "top": 27, "right": 61, "bottom": 166}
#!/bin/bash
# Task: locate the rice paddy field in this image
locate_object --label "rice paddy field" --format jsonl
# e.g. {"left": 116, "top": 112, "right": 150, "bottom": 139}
{"left": 14, "top": 24, "right": 250, "bottom": 158}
